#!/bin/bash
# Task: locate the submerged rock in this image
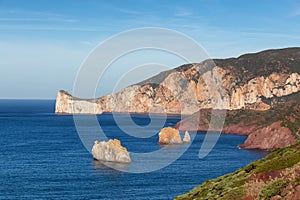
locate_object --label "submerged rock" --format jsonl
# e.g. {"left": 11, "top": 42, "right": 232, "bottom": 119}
{"left": 158, "top": 127, "right": 182, "bottom": 144}
{"left": 92, "top": 139, "right": 131, "bottom": 163}
{"left": 183, "top": 131, "right": 191, "bottom": 143}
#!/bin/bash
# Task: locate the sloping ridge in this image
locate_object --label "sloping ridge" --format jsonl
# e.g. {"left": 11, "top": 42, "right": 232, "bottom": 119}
{"left": 139, "top": 47, "right": 300, "bottom": 86}
{"left": 175, "top": 141, "right": 300, "bottom": 200}
{"left": 56, "top": 47, "right": 300, "bottom": 115}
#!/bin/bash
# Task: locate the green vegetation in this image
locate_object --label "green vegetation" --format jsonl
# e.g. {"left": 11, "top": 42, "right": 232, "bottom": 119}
{"left": 259, "top": 179, "right": 287, "bottom": 200}
{"left": 175, "top": 142, "right": 300, "bottom": 200}
{"left": 222, "top": 92, "right": 300, "bottom": 141}
{"left": 281, "top": 109, "right": 300, "bottom": 140}
{"left": 244, "top": 143, "right": 300, "bottom": 173}
{"left": 175, "top": 170, "right": 247, "bottom": 200}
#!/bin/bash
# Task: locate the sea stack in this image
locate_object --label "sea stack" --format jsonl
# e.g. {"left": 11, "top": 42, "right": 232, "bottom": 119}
{"left": 92, "top": 139, "right": 131, "bottom": 163}
{"left": 183, "top": 131, "right": 191, "bottom": 143}
{"left": 158, "top": 127, "right": 182, "bottom": 144}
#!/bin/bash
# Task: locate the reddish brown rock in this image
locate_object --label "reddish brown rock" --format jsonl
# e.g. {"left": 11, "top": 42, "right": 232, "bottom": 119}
{"left": 270, "top": 195, "right": 282, "bottom": 200}
{"left": 175, "top": 97, "right": 300, "bottom": 150}
{"left": 240, "top": 121, "right": 296, "bottom": 150}
{"left": 175, "top": 109, "right": 257, "bottom": 135}
{"left": 243, "top": 196, "right": 255, "bottom": 200}
{"left": 288, "top": 185, "right": 300, "bottom": 200}
{"left": 158, "top": 127, "right": 182, "bottom": 144}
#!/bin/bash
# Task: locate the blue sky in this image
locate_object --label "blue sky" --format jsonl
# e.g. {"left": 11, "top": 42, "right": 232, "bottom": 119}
{"left": 0, "top": 0, "right": 300, "bottom": 99}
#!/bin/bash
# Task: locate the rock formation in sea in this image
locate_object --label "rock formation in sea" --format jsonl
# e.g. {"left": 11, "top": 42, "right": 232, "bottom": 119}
{"left": 56, "top": 47, "right": 300, "bottom": 115}
{"left": 158, "top": 127, "right": 182, "bottom": 144}
{"left": 92, "top": 139, "right": 131, "bottom": 163}
{"left": 183, "top": 131, "right": 191, "bottom": 143}
{"left": 56, "top": 47, "right": 300, "bottom": 150}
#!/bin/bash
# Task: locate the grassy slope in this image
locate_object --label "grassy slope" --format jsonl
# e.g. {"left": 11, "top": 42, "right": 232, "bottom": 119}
{"left": 175, "top": 142, "right": 300, "bottom": 200}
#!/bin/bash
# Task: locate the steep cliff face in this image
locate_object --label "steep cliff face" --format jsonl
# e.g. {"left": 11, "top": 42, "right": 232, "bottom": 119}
{"left": 239, "top": 121, "right": 296, "bottom": 150}
{"left": 175, "top": 92, "right": 300, "bottom": 150}
{"left": 55, "top": 90, "right": 102, "bottom": 114}
{"left": 56, "top": 47, "right": 300, "bottom": 114}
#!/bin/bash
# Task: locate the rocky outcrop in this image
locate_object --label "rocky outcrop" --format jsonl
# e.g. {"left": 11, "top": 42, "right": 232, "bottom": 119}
{"left": 183, "top": 131, "right": 191, "bottom": 143}
{"left": 240, "top": 122, "right": 296, "bottom": 149}
{"left": 175, "top": 92, "right": 300, "bottom": 150}
{"left": 158, "top": 127, "right": 182, "bottom": 144}
{"left": 56, "top": 48, "right": 300, "bottom": 114}
{"left": 55, "top": 90, "right": 102, "bottom": 114}
{"left": 91, "top": 139, "right": 131, "bottom": 163}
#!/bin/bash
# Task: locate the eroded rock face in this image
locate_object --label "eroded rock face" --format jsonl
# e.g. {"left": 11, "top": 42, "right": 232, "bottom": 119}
{"left": 56, "top": 48, "right": 300, "bottom": 114}
{"left": 240, "top": 122, "right": 296, "bottom": 150}
{"left": 175, "top": 95, "right": 300, "bottom": 150}
{"left": 92, "top": 139, "right": 131, "bottom": 163}
{"left": 55, "top": 90, "right": 102, "bottom": 114}
{"left": 158, "top": 127, "right": 182, "bottom": 144}
{"left": 183, "top": 131, "right": 191, "bottom": 143}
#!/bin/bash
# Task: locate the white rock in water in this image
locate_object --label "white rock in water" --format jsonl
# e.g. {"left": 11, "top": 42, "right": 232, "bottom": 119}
{"left": 183, "top": 131, "right": 191, "bottom": 143}
{"left": 92, "top": 139, "right": 131, "bottom": 163}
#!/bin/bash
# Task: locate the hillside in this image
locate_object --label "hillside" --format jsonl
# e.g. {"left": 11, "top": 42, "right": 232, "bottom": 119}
{"left": 175, "top": 92, "right": 300, "bottom": 150}
{"left": 175, "top": 142, "right": 300, "bottom": 200}
{"left": 56, "top": 47, "right": 300, "bottom": 115}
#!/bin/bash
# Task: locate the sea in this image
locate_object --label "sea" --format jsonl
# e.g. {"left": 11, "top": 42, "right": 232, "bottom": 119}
{"left": 0, "top": 100, "right": 268, "bottom": 199}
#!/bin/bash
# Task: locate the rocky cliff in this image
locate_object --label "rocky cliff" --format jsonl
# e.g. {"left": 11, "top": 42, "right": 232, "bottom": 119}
{"left": 56, "top": 47, "right": 300, "bottom": 115}
{"left": 175, "top": 92, "right": 300, "bottom": 150}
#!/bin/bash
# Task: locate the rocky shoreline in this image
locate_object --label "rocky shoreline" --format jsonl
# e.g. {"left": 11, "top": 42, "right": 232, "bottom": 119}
{"left": 56, "top": 48, "right": 300, "bottom": 115}
{"left": 175, "top": 92, "right": 300, "bottom": 150}
{"left": 56, "top": 47, "right": 300, "bottom": 150}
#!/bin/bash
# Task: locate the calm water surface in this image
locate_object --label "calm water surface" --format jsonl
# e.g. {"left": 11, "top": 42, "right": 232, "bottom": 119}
{"left": 0, "top": 100, "right": 267, "bottom": 199}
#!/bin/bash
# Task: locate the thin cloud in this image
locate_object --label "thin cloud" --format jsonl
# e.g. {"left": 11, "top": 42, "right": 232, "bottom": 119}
{"left": 115, "top": 8, "right": 142, "bottom": 15}
{"left": 0, "top": 17, "right": 78, "bottom": 23}
{"left": 240, "top": 31, "right": 300, "bottom": 40}
{"left": 0, "top": 9, "right": 78, "bottom": 23}
{"left": 80, "top": 40, "right": 94, "bottom": 46}
{"left": 101, "top": 2, "right": 145, "bottom": 15}
{"left": 45, "top": 17, "right": 78, "bottom": 23}
{"left": 0, "top": 24, "right": 97, "bottom": 31}
{"left": 291, "top": 8, "right": 300, "bottom": 16}
{"left": 175, "top": 9, "right": 192, "bottom": 17}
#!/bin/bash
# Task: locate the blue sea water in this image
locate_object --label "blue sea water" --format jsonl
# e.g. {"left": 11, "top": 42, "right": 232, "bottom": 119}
{"left": 0, "top": 100, "right": 267, "bottom": 199}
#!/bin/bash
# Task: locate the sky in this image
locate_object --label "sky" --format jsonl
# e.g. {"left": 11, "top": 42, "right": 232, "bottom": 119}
{"left": 0, "top": 0, "right": 300, "bottom": 99}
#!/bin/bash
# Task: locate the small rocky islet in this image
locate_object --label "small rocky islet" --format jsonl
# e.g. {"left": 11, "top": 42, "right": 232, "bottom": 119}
{"left": 158, "top": 127, "right": 182, "bottom": 145}
{"left": 92, "top": 128, "right": 191, "bottom": 163}
{"left": 56, "top": 47, "right": 300, "bottom": 151}
{"left": 58, "top": 47, "right": 300, "bottom": 199}
{"left": 92, "top": 139, "right": 131, "bottom": 163}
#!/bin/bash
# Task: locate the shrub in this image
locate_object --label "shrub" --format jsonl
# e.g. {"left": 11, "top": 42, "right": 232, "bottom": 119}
{"left": 259, "top": 179, "right": 287, "bottom": 199}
